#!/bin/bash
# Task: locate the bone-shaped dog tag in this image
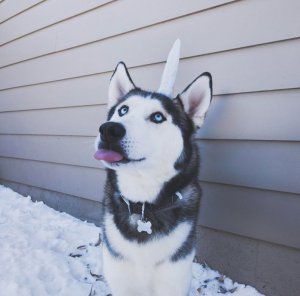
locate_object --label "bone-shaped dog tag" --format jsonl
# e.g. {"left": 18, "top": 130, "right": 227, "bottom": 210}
{"left": 137, "top": 219, "right": 152, "bottom": 234}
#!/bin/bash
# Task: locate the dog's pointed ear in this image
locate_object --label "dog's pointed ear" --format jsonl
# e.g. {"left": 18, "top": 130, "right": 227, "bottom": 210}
{"left": 178, "top": 72, "right": 212, "bottom": 128}
{"left": 108, "top": 62, "right": 135, "bottom": 108}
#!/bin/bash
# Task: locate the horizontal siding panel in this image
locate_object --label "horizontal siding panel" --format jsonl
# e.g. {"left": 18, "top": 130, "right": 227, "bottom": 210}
{"left": 0, "top": 105, "right": 106, "bottom": 136}
{"left": 0, "top": 0, "right": 43, "bottom": 23}
{"left": 196, "top": 89, "right": 300, "bottom": 140}
{"left": 0, "top": 0, "right": 235, "bottom": 67}
{"left": 1, "top": 135, "right": 299, "bottom": 195}
{"left": 4, "top": 0, "right": 299, "bottom": 68}
{"left": 199, "top": 182, "right": 300, "bottom": 249}
{"left": 199, "top": 140, "right": 300, "bottom": 195}
{"left": 0, "top": 157, "right": 105, "bottom": 202}
{"left": 0, "top": 0, "right": 113, "bottom": 45}
{"left": 0, "top": 135, "right": 99, "bottom": 168}
{"left": 0, "top": 29, "right": 57, "bottom": 68}
{"left": 55, "top": 0, "right": 235, "bottom": 54}
{"left": 0, "top": 38, "right": 299, "bottom": 94}
{"left": 1, "top": 89, "right": 299, "bottom": 141}
{"left": 0, "top": 74, "right": 111, "bottom": 112}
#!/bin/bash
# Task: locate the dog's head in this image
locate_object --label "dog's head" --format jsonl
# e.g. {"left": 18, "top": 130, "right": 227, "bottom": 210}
{"left": 94, "top": 40, "right": 212, "bottom": 173}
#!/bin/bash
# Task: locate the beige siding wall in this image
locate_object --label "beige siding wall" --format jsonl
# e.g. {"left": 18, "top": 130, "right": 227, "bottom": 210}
{"left": 0, "top": 0, "right": 299, "bottom": 254}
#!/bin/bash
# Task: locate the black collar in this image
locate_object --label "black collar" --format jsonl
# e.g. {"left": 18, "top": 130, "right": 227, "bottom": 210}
{"left": 119, "top": 191, "right": 183, "bottom": 217}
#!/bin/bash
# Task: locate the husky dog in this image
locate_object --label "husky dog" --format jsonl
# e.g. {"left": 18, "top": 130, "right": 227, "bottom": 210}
{"left": 94, "top": 40, "right": 212, "bottom": 296}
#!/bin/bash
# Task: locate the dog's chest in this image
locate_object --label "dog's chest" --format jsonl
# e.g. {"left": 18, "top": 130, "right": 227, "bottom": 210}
{"left": 104, "top": 213, "right": 191, "bottom": 264}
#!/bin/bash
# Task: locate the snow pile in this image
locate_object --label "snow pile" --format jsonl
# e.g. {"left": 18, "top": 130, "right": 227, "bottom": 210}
{"left": 0, "top": 185, "right": 263, "bottom": 296}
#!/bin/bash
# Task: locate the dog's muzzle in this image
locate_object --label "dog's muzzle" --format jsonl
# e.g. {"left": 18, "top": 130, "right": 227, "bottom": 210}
{"left": 94, "top": 122, "right": 126, "bottom": 162}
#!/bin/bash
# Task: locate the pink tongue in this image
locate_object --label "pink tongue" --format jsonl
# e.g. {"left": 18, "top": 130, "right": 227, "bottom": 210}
{"left": 94, "top": 149, "right": 124, "bottom": 162}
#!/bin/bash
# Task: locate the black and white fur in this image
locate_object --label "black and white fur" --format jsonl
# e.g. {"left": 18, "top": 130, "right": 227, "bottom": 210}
{"left": 94, "top": 40, "right": 212, "bottom": 296}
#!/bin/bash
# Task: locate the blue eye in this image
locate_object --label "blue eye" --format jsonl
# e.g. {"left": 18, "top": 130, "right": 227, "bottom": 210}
{"left": 118, "top": 105, "right": 129, "bottom": 116}
{"left": 150, "top": 112, "right": 166, "bottom": 124}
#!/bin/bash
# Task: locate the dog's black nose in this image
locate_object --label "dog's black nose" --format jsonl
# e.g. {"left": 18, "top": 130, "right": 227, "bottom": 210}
{"left": 99, "top": 122, "right": 126, "bottom": 142}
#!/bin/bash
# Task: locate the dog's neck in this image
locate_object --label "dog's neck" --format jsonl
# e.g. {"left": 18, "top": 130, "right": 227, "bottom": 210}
{"left": 115, "top": 165, "right": 178, "bottom": 203}
{"left": 108, "top": 142, "right": 199, "bottom": 204}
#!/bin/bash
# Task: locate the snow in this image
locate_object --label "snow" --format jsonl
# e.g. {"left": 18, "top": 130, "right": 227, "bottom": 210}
{"left": 0, "top": 185, "right": 263, "bottom": 296}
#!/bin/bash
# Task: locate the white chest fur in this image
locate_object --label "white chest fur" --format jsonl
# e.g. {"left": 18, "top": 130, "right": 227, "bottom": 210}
{"left": 104, "top": 213, "right": 192, "bottom": 264}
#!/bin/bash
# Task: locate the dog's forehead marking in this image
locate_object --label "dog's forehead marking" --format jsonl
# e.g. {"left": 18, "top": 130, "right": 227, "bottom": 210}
{"left": 125, "top": 95, "right": 166, "bottom": 111}
{"left": 111, "top": 94, "right": 169, "bottom": 121}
